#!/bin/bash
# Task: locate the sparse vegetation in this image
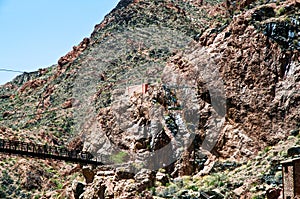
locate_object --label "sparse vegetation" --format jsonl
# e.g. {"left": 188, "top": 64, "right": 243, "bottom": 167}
{"left": 276, "top": 7, "right": 285, "bottom": 16}
{"left": 0, "top": 0, "right": 299, "bottom": 198}
{"left": 111, "top": 151, "right": 128, "bottom": 164}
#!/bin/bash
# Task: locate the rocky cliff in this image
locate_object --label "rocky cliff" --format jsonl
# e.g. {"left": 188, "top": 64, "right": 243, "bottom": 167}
{"left": 0, "top": 0, "right": 300, "bottom": 198}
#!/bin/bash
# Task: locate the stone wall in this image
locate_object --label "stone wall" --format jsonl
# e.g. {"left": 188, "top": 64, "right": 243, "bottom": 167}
{"left": 295, "top": 161, "right": 300, "bottom": 196}
{"left": 283, "top": 163, "right": 294, "bottom": 199}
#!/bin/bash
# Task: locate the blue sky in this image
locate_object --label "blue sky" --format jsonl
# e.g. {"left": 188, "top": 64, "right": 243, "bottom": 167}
{"left": 0, "top": 0, "right": 119, "bottom": 85}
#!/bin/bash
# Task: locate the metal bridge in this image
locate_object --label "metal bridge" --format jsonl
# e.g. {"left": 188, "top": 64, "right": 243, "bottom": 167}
{"left": 0, "top": 138, "right": 103, "bottom": 166}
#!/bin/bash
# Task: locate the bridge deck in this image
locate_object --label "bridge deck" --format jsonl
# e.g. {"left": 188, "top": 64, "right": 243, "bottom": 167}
{"left": 0, "top": 138, "right": 103, "bottom": 166}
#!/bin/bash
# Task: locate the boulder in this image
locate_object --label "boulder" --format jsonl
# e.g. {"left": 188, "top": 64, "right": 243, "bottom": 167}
{"left": 82, "top": 166, "right": 95, "bottom": 184}
{"left": 290, "top": 129, "right": 300, "bottom": 136}
{"left": 287, "top": 146, "right": 300, "bottom": 157}
{"left": 72, "top": 181, "right": 85, "bottom": 199}
{"left": 115, "top": 167, "right": 135, "bottom": 180}
{"left": 21, "top": 171, "right": 42, "bottom": 191}
{"left": 266, "top": 187, "right": 281, "bottom": 199}
{"left": 134, "top": 169, "right": 156, "bottom": 192}
{"left": 156, "top": 172, "right": 169, "bottom": 185}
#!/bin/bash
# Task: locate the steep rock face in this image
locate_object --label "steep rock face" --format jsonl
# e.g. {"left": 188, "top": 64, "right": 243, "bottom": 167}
{"left": 0, "top": 0, "right": 224, "bottom": 198}
{"left": 77, "top": 0, "right": 300, "bottom": 198}
{"left": 0, "top": 0, "right": 215, "bottom": 141}
{"left": 169, "top": 10, "right": 300, "bottom": 160}
{"left": 0, "top": 0, "right": 300, "bottom": 198}
{"left": 209, "top": 3, "right": 300, "bottom": 158}
{"left": 73, "top": 0, "right": 225, "bottom": 171}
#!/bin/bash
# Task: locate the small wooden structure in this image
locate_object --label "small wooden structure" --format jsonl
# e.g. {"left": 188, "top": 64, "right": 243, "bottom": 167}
{"left": 126, "top": 83, "right": 149, "bottom": 96}
{"left": 281, "top": 157, "right": 300, "bottom": 199}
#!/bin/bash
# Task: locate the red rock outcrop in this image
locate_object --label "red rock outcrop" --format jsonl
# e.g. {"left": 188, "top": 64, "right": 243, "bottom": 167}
{"left": 165, "top": 6, "right": 300, "bottom": 160}
{"left": 58, "top": 38, "right": 90, "bottom": 68}
{"left": 18, "top": 79, "right": 46, "bottom": 94}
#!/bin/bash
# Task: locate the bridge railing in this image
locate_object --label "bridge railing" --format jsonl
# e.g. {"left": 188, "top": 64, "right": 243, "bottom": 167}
{"left": 0, "top": 138, "right": 103, "bottom": 165}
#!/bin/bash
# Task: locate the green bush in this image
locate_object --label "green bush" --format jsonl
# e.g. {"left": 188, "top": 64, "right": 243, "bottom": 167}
{"left": 111, "top": 151, "right": 128, "bottom": 164}
{"left": 276, "top": 7, "right": 285, "bottom": 16}
{"left": 263, "top": 146, "right": 271, "bottom": 153}
{"left": 53, "top": 179, "right": 63, "bottom": 190}
{"left": 252, "top": 195, "right": 264, "bottom": 199}
{"left": 187, "top": 184, "right": 198, "bottom": 191}
{"left": 203, "top": 173, "right": 227, "bottom": 188}
{"left": 34, "top": 194, "right": 41, "bottom": 199}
